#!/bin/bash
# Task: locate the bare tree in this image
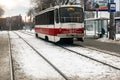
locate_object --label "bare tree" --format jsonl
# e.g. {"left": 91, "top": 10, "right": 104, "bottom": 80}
{"left": 69, "top": 0, "right": 76, "bottom": 4}
{"left": 30, "top": 0, "right": 70, "bottom": 13}
{"left": 55, "top": 0, "right": 69, "bottom": 5}
{"left": 30, "top": 0, "right": 56, "bottom": 13}
{"left": 27, "top": 8, "right": 34, "bottom": 22}
{"left": 30, "top": 0, "right": 42, "bottom": 12}
{"left": 0, "top": 7, "right": 4, "bottom": 17}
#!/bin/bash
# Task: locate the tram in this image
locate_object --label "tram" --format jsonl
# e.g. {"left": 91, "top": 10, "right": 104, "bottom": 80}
{"left": 34, "top": 5, "right": 84, "bottom": 43}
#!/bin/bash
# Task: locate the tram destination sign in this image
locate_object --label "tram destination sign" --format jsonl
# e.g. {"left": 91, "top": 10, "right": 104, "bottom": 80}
{"left": 84, "top": 0, "right": 109, "bottom": 11}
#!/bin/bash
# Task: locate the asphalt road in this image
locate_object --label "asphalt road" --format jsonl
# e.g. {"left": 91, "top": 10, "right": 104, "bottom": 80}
{"left": 74, "top": 38, "right": 120, "bottom": 54}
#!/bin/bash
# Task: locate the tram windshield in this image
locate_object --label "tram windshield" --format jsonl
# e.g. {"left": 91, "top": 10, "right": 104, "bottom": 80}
{"left": 60, "top": 7, "right": 84, "bottom": 23}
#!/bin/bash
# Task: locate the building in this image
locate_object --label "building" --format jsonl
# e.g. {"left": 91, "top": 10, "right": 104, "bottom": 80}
{"left": 0, "top": 18, "right": 7, "bottom": 30}
{"left": 0, "top": 15, "right": 24, "bottom": 30}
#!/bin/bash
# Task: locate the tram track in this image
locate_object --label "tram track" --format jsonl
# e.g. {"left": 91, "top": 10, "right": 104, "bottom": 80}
{"left": 13, "top": 31, "right": 69, "bottom": 80}
{"left": 81, "top": 45, "right": 120, "bottom": 57}
{"left": 19, "top": 30, "right": 120, "bottom": 71}
{"left": 56, "top": 44, "right": 120, "bottom": 71}
{"left": 8, "top": 31, "right": 15, "bottom": 80}
{"left": 20, "top": 30, "right": 120, "bottom": 58}
{"left": 18, "top": 30, "right": 34, "bottom": 36}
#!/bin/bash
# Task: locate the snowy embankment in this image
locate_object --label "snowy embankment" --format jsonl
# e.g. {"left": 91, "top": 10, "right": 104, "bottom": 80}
{"left": 12, "top": 31, "right": 120, "bottom": 80}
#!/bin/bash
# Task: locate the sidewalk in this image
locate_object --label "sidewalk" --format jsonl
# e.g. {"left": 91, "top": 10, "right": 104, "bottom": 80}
{"left": 75, "top": 38, "right": 120, "bottom": 54}
{"left": 0, "top": 31, "right": 11, "bottom": 80}
{"left": 97, "top": 37, "right": 120, "bottom": 45}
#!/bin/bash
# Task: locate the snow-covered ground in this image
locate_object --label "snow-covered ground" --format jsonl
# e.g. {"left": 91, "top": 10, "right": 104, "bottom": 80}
{"left": 10, "top": 32, "right": 64, "bottom": 80}
{"left": 9, "top": 31, "right": 120, "bottom": 80}
{"left": 97, "top": 37, "right": 120, "bottom": 44}
{"left": 23, "top": 29, "right": 35, "bottom": 34}
{"left": 65, "top": 46, "right": 120, "bottom": 69}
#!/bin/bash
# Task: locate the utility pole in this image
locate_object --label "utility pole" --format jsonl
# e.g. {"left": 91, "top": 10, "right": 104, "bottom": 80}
{"left": 9, "top": 17, "right": 11, "bottom": 31}
{"left": 109, "top": 0, "right": 115, "bottom": 40}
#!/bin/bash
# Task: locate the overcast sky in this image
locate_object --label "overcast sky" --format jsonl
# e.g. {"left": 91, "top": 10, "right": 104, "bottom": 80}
{"left": 0, "top": 0, "right": 120, "bottom": 20}
{"left": 0, "top": 0, "right": 31, "bottom": 21}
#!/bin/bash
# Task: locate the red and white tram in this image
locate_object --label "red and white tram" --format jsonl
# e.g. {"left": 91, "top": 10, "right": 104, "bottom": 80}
{"left": 34, "top": 5, "right": 84, "bottom": 43}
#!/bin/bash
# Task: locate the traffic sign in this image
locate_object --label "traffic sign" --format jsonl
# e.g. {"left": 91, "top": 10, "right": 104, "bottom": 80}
{"left": 109, "top": 3, "right": 116, "bottom": 12}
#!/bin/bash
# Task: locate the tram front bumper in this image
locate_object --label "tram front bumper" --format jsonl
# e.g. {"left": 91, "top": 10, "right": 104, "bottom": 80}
{"left": 57, "top": 33, "right": 84, "bottom": 38}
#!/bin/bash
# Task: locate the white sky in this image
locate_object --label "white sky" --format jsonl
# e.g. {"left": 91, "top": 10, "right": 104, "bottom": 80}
{"left": 0, "top": 0, "right": 120, "bottom": 20}
{"left": 0, "top": 0, "right": 31, "bottom": 21}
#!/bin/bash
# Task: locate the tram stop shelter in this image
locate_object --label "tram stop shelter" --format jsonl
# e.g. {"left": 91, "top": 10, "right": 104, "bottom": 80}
{"left": 85, "top": 18, "right": 109, "bottom": 38}
{"left": 115, "top": 17, "right": 120, "bottom": 40}
{"left": 115, "top": 17, "right": 120, "bottom": 34}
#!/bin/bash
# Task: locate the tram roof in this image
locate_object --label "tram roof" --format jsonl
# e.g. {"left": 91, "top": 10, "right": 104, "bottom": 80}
{"left": 34, "top": 5, "right": 82, "bottom": 16}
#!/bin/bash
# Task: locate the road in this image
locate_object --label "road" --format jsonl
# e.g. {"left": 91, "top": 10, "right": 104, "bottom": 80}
{"left": 75, "top": 38, "right": 120, "bottom": 54}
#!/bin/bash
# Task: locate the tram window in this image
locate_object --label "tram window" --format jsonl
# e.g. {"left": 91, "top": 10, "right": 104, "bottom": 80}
{"left": 60, "top": 7, "right": 84, "bottom": 23}
{"left": 35, "top": 11, "right": 54, "bottom": 25}
{"left": 49, "top": 11, "right": 54, "bottom": 24}
{"left": 55, "top": 9, "right": 59, "bottom": 23}
{"left": 35, "top": 15, "right": 41, "bottom": 25}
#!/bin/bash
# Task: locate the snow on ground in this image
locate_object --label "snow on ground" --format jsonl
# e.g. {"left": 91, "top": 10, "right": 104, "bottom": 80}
{"left": 66, "top": 45, "right": 120, "bottom": 69}
{"left": 14, "top": 31, "right": 120, "bottom": 80}
{"left": 22, "top": 29, "right": 35, "bottom": 34}
{"left": 97, "top": 34, "right": 120, "bottom": 44}
{"left": 10, "top": 32, "right": 64, "bottom": 80}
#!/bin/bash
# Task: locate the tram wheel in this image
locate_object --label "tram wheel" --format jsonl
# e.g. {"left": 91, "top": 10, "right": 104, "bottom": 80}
{"left": 77, "top": 38, "right": 84, "bottom": 42}
{"left": 35, "top": 33, "right": 38, "bottom": 38}
{"left": 45, "top": 36, "right": 49, "bottom": 41}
